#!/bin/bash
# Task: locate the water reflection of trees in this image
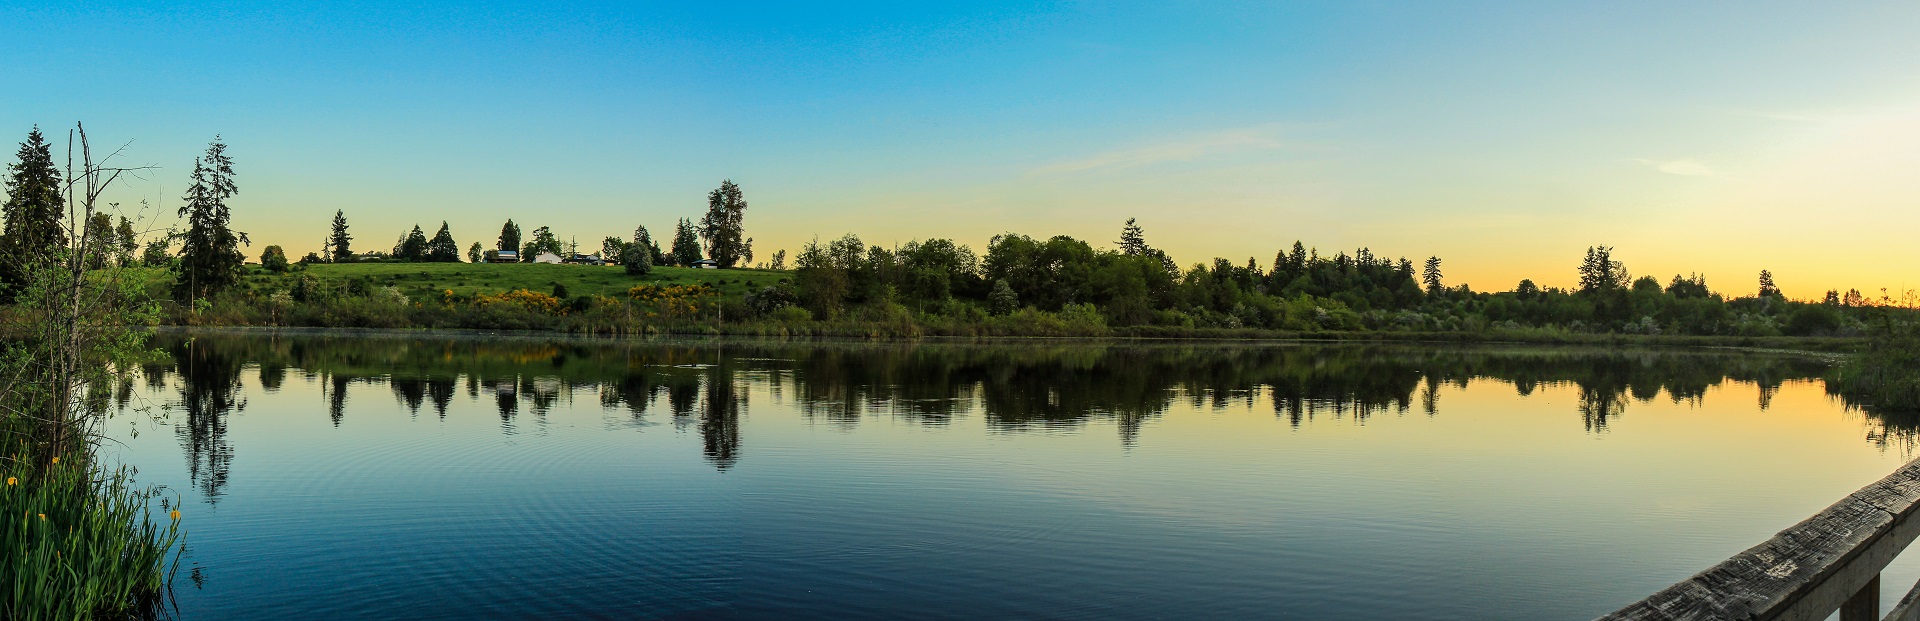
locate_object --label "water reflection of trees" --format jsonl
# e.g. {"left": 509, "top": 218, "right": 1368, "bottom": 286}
{"left": 165, "top": 340, "right": 246, "bottom": 503}
{"left": 141, "top": 333, "right": 1872, "bottom": 475}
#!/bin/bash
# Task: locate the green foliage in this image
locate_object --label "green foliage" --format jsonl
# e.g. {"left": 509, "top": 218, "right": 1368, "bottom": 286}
{"left": 988, "top": 279, "right": 1018, "bottom": 315}
{"left": 520, "top": 226, "right": 561, "bottom": 262}
{"left": 623, "top": 239, "right": 653, "bottom": 276}
{"left": 174, "top": 137, "right": 245, "bottom": 301}
{"left": 0, "top": 460, "right": 181, "bottom": 621}
{"left": 394, "top": 225, "right": 428, "bottom": 261}
{"left": 467, "top": 242, "right": 483, "bottom": 263}
{"left": 1, "top": 129, "right": 65, "bottom": 301}
{"left": 1829, "top": 311, "right": 1920, "bottom": 412}
{"left": 670, "top": 218, "right": 702, "bottom": 266}
{"left": 497, "top": 219, "right": 521, "bottom": 253}
{"left": 329, "top": 210, "right": 352, "bottom": 262}
{"left": 260, "top": 245, "right": 289, "bottom": 272}
{"left": 699, "top": 179, "right": 753, "bottom": 268}
{"left": 426, "top": 222, "right": 460, "bottom": 262}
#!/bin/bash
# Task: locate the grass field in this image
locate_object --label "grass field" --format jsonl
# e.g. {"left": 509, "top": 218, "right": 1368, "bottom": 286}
{"left": 158, "top": 262, "right": 792, "bottom": 301}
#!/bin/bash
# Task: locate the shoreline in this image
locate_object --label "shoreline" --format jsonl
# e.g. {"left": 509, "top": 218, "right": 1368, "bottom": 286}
{"left": 150, "top": 323, "right": 1865, "bottom": 355}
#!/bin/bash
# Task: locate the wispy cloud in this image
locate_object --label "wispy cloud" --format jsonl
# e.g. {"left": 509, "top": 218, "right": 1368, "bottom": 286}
{"left": 1636, "top": 158, "right": 1714, "bottom": 177}
{"left": 1034, "top": 126, "right": 1284, "bottom": 175}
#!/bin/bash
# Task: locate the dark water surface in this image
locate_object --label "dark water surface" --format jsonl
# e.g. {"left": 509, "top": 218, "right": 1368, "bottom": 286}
{"left": 99, "top": 331, "right": 1920, "bottom": 620}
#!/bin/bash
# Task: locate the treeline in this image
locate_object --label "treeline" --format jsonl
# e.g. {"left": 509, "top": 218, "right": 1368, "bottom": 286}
{"left": 312, "top": 180, "right": 758, "bottom": 276}
{"left": 763, "top": 222, "right": 1898, "bottom": 338}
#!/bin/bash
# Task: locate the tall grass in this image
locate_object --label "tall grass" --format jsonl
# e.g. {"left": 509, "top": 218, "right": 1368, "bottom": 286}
{"left": 0, "top": 449, "right": 181, "bottom": 621}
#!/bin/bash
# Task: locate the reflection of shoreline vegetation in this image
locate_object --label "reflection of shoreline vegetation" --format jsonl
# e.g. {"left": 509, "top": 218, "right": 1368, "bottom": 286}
{"left": 146, "top": 331, "right": 1874, "bottom": 478}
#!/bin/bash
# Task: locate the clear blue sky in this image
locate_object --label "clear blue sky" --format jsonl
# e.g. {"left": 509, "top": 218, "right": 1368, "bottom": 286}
{"left": 6, "top": 1, "right": 1919, "bottom": 296}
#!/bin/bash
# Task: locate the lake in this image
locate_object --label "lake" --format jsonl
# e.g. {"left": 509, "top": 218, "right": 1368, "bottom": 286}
{"left": 98, "top": 331, "right": 1920, "bottom": 620}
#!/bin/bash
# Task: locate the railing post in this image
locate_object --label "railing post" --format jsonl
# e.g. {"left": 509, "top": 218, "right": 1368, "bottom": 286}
{"left": 1840, "top": 572, "right": 1878, "bottom": 621}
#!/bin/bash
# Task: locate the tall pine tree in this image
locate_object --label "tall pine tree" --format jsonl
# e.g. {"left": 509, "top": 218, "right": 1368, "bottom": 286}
{"left": 174, "top": 137, "right": 245, "bottom": 301}
{"left": 329, "top": 210, "right": 353, "bottom": 262}
{"left": 671, "top": 218, "right": 702, "bottom": 266}
{"left": 398, "top": 225, "right": 429, "bottom": 262}
{"left": 1, "top": 128, "right": 66, "bottom": 301}
{"left": 426, "top": 221, "right": 460, "bottom": 262}
{"left": 497, "top": 219, "right": 521, "bottom": 253}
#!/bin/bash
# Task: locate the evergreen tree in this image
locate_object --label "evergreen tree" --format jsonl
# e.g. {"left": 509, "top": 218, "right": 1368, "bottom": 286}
{"left": 1, "top": 128, "right": 66, "bottom": 300}
{"left": 1422, "top": 256, "right": 1444, "bottom": 296}
{"left": 698, "top": 179, "right": 753, "bottom": 267}
{"left": 671, "top": 218, "right": 702, "bottom": 266}
{"left": 329, "top": 209, "right": 353, "bottom": 263}
{"left": 398, "top": 225, "right": 429, "bottom": 262}
{"left": 1578, "top": 246, "right": 1625, "bottom": 293}
{"left": 497, "top": 219, "right": 521, "bottom": 252}
{"left": 1758, "top": 270, "right": 1781, "bottom": 298}
{"left": 426, "top": 221, "right": 460, "bottom": 262}
{"left": 632, "top": 225, "right": 664, "bottom": 265}
{"left": 1117, "top": 218, "right": 1148, "bottom": 255}
{"left": 174, "top": 137, "right": 246, "bottom": 301}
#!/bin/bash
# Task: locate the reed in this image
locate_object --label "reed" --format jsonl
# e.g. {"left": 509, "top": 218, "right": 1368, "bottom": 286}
{"left": 0, "top": 445, "right": 181, "bottom": 621}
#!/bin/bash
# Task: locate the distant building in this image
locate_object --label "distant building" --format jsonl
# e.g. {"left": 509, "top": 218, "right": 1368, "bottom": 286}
{"left": 533, "top": 251, "right": 563, "bottom": 264}
{"left": 564, "top": 253, "right": 604, "bottom": 266}
{"left": 689, "top": 259, "right": 719, "bottom": 269}
{"left": 491, "top": 250, "right": 520, "bottom": 263}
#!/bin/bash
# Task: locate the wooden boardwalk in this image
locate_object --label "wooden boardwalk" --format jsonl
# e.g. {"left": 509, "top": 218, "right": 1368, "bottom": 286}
{"left": 1597, "top": 459, "right": 1920, "bottom": 621}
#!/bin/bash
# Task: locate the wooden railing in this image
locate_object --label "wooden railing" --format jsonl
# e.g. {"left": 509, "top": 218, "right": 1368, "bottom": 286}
{"left": 1597, "top": 459, "right": 1920, "bottom": 621}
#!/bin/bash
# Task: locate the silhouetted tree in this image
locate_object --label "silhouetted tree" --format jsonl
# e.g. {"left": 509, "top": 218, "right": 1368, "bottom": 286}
{"left": 426, "top": 221, "right": 460, "bottom": 262}
{"left": 1422, "top": 256, "right": 1444, "bottom": 296}
{"left": 497, "top": 219, "right": 521, "bottom": 253}
{"left": 521, "top": 226, "right": 561, "bottom": 261}
{"left": 1118, "top": 218, "right": 1148, "bottom": 255}
{"left": 699, "top": 180, "right": 753, "bottom": 268}
{"left": 175, "top": 137, "right": 246, "bottom": 301}
{"left": 671, "top": 218, "right": 702, "bottom": 266}
{"left": 329, "top": 209, "right": 353, "bottom": 263}
{"left": 1759, "top": 270, "right": 1782, "bottom": 298}
{"left": 1, "top": 128, "right": 66, "bottom": 301}
{"left": 394, "top": 225, "right": 428, "bottom": 262}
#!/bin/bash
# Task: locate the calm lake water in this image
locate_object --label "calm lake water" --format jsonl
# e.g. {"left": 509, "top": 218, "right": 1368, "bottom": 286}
{"left": 98, "top": 331, "right": 1920, "bottom": 620}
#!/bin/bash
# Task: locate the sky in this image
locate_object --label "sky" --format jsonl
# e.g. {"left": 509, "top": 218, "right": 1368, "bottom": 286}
{"left": 4, "top": 1, "right": 1919, "bottom": 299}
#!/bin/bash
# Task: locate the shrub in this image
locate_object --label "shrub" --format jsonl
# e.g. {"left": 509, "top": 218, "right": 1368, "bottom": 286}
{"left": 259, "top": 245, "right": 289, "bottom": 273}
{"left": 769, "top": 306, "right": 812, "bottom": 323}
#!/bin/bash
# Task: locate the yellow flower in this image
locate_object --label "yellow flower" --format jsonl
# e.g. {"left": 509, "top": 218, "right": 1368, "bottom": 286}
{"left": 37, "top": 513, "right": 46, "bottom": 520}
{"left": 5, "top": 477, "right": 14, "bottom": 486}
{"left": 170, "top": 510, "right": 181, "bottom": 522}
{"left": 49, "top": 457, "right": 58, "bottom": 465}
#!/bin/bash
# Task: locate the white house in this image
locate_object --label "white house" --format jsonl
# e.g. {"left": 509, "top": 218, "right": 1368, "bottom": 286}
{"left": 533, "top": 251, "right": 564, "bottom": 264}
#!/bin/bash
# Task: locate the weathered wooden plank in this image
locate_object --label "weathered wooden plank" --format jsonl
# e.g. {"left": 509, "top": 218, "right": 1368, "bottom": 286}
{"left": 1884, "top": 575, "right": 1920, "bottom": 621}
{"left": 1596, "top": 459, "right": 1920, "bottom": 621}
